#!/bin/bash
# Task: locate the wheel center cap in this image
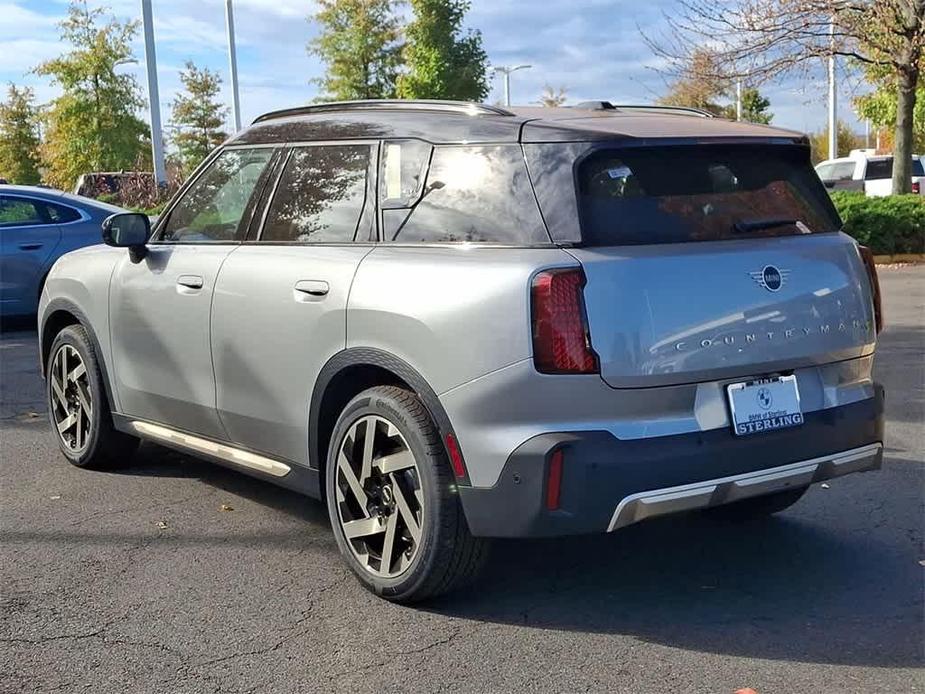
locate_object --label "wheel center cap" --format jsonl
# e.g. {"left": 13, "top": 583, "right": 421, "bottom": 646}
{"left": 380, "top": 485, "right": 394, "bottom": 506}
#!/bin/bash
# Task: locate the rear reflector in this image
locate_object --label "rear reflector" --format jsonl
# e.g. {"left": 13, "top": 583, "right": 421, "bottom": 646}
{"left": 545, "top": 449, "right": 564, "bottom": 511}
{"left": 531, "top": 268, "right": 599, "bottom": 374}
{"left": 445, "top": 433, "right": 466, "bottom": 479}
{"left": 858, "top": 245, "right": 884, "bottom": 333}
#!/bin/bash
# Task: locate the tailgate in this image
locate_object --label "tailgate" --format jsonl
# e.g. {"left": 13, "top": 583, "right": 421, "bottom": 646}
{"left": 571, "top": 233, "right": 876, "bottom": 388}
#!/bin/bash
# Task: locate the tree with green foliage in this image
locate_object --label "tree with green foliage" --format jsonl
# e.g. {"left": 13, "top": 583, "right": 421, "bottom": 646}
{"left": 856, "top": 66, "right": 925, "bottom": 153}
{"left": 0, "top": 84, "right": 42, "bottom": 184}
{"left": 171, "top": 61, "right": 228, "bottom": 174}
{"left": 35, "top": 1, "right": 149, "bottom": 190}
{"left": 738, "top": 87, "right": 772, "bottom": 124}
{"left": 397, "top": 0, "right": 489, "bottom": 101}
{"left": 309, "top": 0, "right": 403, "bottom": 101}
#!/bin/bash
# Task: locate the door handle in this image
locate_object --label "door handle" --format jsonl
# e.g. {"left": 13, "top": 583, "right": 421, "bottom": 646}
{"left": 176, "top": 275, "right": 204, "bottom": 290}
{"left": 293, "top": 280, "right": 329, "bottom": 301}
{"left": 294, "top": 280, "right": 329, "bottom": 296}
{"left": 18, "top": 243, "right": 43, "bottom": 251}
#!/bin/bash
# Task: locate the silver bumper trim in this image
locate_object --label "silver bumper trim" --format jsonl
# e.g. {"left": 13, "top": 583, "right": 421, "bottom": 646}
{"left": 607, "top": 442, "right": 883, "bottom": 532}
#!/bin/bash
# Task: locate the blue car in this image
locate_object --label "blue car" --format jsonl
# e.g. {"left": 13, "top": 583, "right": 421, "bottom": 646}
{"left": 0, "top": 185, "right": 124, "bottom": 317}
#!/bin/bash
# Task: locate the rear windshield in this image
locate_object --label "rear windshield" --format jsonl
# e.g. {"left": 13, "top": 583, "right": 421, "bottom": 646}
{"left": 577, "top": 145, "right": 841, "bottom": 246}
{"left": 864, "top": 157, "right": 925, "bottom": 180}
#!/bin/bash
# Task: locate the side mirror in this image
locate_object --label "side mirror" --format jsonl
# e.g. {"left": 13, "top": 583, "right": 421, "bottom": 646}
{"left": 102, "top": 213, "right": 150, "bottom": 263}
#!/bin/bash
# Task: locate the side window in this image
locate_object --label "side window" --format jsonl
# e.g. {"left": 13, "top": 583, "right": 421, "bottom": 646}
{"left": 46, "top": 202, "right": 82, "bottom": 224}
{"left": 830, "top": 162, "right": 856, "bottom": 180}
{"left": 0, "top": 197, "right": 46, "bottom": 227}
{"left": 864, "top": 158, "right": 892, "bottom": 180}
{"left": 815, "top": 163, "right": 834, "bottom": 180}
{"left": 261, "top": 145, "right": 370, "bottom": 243}
{"left": 386, "top": 145, "right": 548, "bottom": 244}
{"left": 161, "top": 148, "right": 273, "bottom": 243}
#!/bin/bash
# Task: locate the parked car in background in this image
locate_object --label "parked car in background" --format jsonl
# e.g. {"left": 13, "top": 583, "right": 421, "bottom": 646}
{"left": 815, "top": 152, "right": 925, "bottom": 196}
{"left": 1, "top": 185, "right": 124, "bottom": 317}
{"left": 39, "top": 100, "right": 884, "bottom": 602}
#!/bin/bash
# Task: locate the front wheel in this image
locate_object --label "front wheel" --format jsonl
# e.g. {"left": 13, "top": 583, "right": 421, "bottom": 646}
{"left": 325, "top": 386, "right": 488, "bottom": 603}
{"left": 46, "top": 324, "right": 138, "bottom": 469}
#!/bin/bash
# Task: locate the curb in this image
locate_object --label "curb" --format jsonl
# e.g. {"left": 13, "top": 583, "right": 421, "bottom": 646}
{"left": 873, "top": 253, "right": 925, "bottom": 264}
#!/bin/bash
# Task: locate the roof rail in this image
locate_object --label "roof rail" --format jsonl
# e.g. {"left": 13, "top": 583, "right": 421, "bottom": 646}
{"left": 253, "top": 99, "right": 515, "bottom": 124}
{"left": 572, "top": 101, "right": 715, "bottom": 118}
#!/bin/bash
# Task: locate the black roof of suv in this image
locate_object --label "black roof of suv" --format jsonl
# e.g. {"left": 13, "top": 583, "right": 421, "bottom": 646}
{"left": 234, "top": 99, "right": 807, "bottom": 147}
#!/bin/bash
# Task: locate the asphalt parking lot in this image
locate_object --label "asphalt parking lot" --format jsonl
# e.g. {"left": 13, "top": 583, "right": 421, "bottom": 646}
{"left": 1, "top": 266, "right": 922, "bottom": 694}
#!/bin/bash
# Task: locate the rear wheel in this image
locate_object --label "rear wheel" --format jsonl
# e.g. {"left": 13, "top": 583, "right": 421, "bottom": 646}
{"left": 325, "top": 386, "right": 488, "bottom": 603}
{"left": 704, "top": 486, "right": 808, "bottom": 521}
{"left": 46, "top": 324, "right": 138, "bottom": 469}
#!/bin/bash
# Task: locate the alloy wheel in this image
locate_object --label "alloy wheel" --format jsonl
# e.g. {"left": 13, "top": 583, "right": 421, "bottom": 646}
{"left": 50, "top": 344, "right": 92, "bottom": 452}
{"left": 334, "top": 415, "right": 424, "bottom": 578}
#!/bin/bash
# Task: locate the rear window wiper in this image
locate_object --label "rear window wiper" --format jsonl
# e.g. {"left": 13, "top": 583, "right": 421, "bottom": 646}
{"left": 733, "top": 218, "right": 799, "bottom": 234}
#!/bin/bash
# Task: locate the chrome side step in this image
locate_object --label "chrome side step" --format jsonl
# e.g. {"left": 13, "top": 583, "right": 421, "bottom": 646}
{"left": 129, "top": 421, "right": 291, "bottom": 478}
{"left": 607, "top": 442, "right": 883, "bottom": 531}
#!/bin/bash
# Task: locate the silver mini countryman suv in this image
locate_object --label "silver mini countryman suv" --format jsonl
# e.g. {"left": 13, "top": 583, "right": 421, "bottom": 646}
{"left": 38, "top": 100, "right": 885, "bottom": 602}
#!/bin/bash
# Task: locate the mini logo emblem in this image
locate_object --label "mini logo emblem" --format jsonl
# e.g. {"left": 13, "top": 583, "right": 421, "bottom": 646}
{"left": 750, "top": 265, "right": 788, "bottom": 292}
{"left": 757, "top": 387, "right": 773, "bottom": 410}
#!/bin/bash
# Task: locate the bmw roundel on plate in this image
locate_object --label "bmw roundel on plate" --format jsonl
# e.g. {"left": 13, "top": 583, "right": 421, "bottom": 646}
{"left": 727, "top": 376, "right": 804, "bottom": 436}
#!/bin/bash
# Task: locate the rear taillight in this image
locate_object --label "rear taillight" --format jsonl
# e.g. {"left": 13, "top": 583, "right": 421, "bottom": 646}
{"left": 531, "top": 268, "right": 599, "bottom": 374}
{"left": 858, "top": 246, "right": 883, "bottom": 334}
{"left": 913, "top": 181, "right": 920, "bottom": 195}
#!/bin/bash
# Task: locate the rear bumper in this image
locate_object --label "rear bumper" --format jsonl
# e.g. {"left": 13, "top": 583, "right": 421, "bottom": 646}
{"left": 458, "top": 385, "right": 884, "bottom": 538}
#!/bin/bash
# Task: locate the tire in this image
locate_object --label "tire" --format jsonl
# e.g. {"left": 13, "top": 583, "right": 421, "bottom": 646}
{"left": 704, "top": 486, "right": 809, "bottom": 521}
{"left": 325, "top": 385, "right": 488, "bottom": 603}
{"left": 46, "top": 324, "right": 138, "bottom": 469}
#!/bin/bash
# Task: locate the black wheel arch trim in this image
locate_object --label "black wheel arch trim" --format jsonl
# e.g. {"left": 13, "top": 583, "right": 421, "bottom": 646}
{"left": 309, "top": 347, "right": 471, "bottom": 486}
{"left": 40, "top": 297, "right": 118, "bottom": 414}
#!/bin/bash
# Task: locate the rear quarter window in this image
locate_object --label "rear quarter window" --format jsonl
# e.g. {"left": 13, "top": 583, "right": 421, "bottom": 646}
{"left": 864, "top": 157, "right": 925, "bottom": 179}
{"left": 576, "top": 144, "right": 841, "bottom": 246}
{"left": 385, "top": 145, "right": 549, "bottom": 244}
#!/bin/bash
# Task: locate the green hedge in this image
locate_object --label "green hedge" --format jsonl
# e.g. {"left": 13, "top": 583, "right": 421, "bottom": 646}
{"left": 829, "top": 191, "right": 925, "bottom": 255}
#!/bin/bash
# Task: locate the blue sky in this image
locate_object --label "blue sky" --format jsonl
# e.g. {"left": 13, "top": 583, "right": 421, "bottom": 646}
{"left": 2, "top": 0, "right": 866, "bottom": 138}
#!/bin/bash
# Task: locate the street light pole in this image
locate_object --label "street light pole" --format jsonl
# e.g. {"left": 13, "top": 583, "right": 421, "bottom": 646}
{"left": 491, "top": 65, "right": 532, "bottom": 107}
{"left": 225, "top": 0, "right": 242, "bottom": 132}
{"left": 140, "top": 0, "right": 166, "bottom": 186}
{"left": 827, "top": 16, "right": 838, "bottom": 160}
{"left": 736, "top": 79, "right": 742, "bottom": 121}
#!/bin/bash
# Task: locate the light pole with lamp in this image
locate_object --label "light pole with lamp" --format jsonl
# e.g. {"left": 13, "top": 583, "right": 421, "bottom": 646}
{"left": 491, "top": 64, "right": 532, "bottom": 107}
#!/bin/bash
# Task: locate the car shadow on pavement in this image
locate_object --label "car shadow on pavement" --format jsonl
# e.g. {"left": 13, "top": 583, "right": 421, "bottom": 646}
{"left": 424, "top": 465, "right": 924, "bottom": 669}
{"left": 116, "top": 442, "right": 331, "bottom": 526}
{"left": 105, "top": 440, "right": 923, "bottom": 669}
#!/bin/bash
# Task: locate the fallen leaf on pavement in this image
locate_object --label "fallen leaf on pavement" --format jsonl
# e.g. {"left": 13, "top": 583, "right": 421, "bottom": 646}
{"left": 219, "top": 504, "right": 234, "bottom": 512}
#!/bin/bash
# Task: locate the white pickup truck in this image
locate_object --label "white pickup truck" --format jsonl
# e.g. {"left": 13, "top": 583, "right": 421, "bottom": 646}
{"left": 815, "top": 152, "right": 925, "bottom": 196}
